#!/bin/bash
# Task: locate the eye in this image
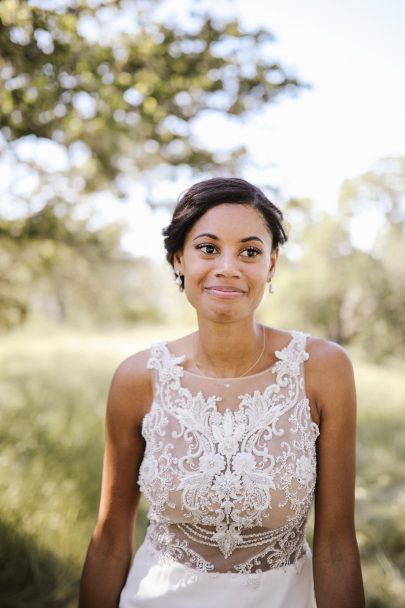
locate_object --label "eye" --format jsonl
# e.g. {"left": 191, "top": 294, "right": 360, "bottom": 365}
{"left": 240, "top": 246, "right": 262, "bottom": 258}
{"left": 196, "top": 243, "right": 217, "bottom": 255}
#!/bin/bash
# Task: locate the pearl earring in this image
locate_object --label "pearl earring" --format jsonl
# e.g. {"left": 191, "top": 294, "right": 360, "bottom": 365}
{"left": 268, "top": 280, "right": 275, "bottom": 294}
{"left": 175, "top": 272, "right": 184, "bottom": 291}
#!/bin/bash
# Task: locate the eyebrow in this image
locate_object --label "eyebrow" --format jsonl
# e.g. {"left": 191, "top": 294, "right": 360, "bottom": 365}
{"left": 240, "top": 236, "right": 264, "bottom": 244}
{"left": 193, "top": 233, "right": 264, "bottom": 244}
{"left": 193, "top": 233, "right": 219, "bottom": 241}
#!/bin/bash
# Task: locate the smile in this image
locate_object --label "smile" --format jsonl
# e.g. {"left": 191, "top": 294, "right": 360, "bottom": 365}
{"left": 204, "top": 286, "right": 246, "bottom": 298}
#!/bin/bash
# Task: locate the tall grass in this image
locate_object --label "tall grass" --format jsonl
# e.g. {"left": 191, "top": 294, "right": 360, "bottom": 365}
{"left": 354, "top": 360, "right": 405, "bottom": 606}
{"left": 0, "top": 325, "right": 403, "bottom": 607}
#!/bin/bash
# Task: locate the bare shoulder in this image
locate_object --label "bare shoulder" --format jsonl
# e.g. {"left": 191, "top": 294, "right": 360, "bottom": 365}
{"left": 306, "top": 335, "right": 353, "bottom": 376}
{"left": 113, "top": 348, "right": 151, "bottom": 385}
{"left": 304, "top": 336, "right": 355, "bottom": 418}
{"left": 107, "top": 348, "right": 153, "bottom": 428}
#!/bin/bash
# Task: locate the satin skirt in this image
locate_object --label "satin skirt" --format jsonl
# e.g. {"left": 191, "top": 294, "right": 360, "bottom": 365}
{"left": 119, "top": 539, "right": 316, "bottom": 608}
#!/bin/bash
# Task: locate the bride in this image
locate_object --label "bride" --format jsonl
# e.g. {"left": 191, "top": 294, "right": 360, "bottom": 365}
{"left": 79, "top": 177, "right": 365, "bottom": 607}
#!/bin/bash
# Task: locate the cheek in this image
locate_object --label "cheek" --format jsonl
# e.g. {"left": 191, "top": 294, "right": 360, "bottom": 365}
{"left": 252, "top": 258, "right": 271, "bottom": 278}
{"left": 183, "top": 258, "right": 204, "bottom": 278}
{"left": 254, "top": 273, "right": 269, "bottom": 292}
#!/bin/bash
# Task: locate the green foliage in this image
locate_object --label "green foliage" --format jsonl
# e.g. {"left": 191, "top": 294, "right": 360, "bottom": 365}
{"left": 0, "top": 197, "right": 164, "bottom": 326}
{"left": 0, "top": 520, "right": 77, "bottom": 608}
{"left": 0, "top": 327, "right": 167, "bottom": 605}
{"left": 340, "top": 157, "right": 405, "bottom": 228}
{"left": 0, "top": 328, "right": 404, "bottom": 606}
{"left": 339, "top": 158, "right": 405, "bottom": 359}
{"left": 0, "top": 0, "right": 303, "bottom": 185}
{"left": 259, "top": 158, "right": 405, "bottom": 361}
{"left": 355, "top": 361, "right": 405, "bottom": 606}
{"left": 262, "top": 209, "right": 373, "bottom": 346}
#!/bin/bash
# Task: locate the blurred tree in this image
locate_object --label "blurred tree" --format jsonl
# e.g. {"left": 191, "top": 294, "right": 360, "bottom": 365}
{"left": 0, "top": 0, "right": 304, "bottom": 190}
{"left": 340, "top": 157, "right": 405, "bottom": 230}
{"left": 339, "top": 157, "right": 405, "bottom": 359}
{"left": 268, "top": 158, "right": 405, "bottom": 359}
{"left": 0, "top": 186, "right": 163, "bottom": 326}
{"left": 0, "top": 0, "right": 305, "bottom": 327}
{"left": 269, "top": 199, "right": 375, "bottom": 345}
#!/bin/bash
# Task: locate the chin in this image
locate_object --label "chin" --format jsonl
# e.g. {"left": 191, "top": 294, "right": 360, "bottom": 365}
{"left": 199, "top": 304, "right": 254, "bottom": 324}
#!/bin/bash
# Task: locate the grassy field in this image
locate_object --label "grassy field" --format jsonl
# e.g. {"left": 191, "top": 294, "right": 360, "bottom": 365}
{"left": 0, "top": 324, "right": 404, "bottom": 607}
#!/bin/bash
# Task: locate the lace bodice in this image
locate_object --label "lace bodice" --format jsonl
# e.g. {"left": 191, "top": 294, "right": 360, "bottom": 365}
{"left": 138, "top": 331, "right": 319, "bottom": 578}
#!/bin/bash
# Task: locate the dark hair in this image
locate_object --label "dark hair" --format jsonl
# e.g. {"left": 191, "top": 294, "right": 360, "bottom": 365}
{"left": 163, "top": 177, "right": 288, "bottom": 268}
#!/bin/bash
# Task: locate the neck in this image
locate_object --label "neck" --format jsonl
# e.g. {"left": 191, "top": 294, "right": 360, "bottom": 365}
{"left": 193, "top": 318, "right": 265, "bottom": 378}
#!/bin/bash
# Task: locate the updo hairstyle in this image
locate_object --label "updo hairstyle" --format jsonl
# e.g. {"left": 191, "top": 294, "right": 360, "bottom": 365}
{"left": 163, "top": 177, "right": 288, "bottom": 271}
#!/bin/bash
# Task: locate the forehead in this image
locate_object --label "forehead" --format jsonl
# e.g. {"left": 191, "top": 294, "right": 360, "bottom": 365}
{"left": 187, "top": 203, "right": 271, "bottom": 240}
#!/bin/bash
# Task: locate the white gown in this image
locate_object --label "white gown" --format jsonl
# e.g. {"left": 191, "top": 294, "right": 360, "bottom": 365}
{"left": 120, "top": 331, "right": 319, "bottom": 607}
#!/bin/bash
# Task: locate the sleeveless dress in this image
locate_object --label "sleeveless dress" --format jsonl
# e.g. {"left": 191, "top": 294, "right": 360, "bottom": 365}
{"left": 119, "top": 331, "right": 320, "bottom": 607}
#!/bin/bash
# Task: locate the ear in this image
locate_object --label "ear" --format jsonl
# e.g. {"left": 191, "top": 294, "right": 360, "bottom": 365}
{"left": 267, "top": 247, "right": 279, "bottom": 281}
{"left": 173, "top": 250, "right": 184, "bottom": 275}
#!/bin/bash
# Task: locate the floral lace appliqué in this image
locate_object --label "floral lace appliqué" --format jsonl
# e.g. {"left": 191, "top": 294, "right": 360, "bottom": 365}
{"left": 138, "top": 331, "right": 319, "bottom": 582}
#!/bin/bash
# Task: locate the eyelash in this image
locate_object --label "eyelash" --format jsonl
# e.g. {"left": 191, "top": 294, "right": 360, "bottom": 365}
{"left": 196, "top": 244, "right": 262, "bottom": 258}
{"left": 241, "top": 246, "right": 262, "bottom": 258}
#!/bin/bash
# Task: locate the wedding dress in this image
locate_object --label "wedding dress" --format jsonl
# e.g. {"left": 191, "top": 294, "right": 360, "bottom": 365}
{"left": 119, "top": 331, "right": 319, "bottom": 607}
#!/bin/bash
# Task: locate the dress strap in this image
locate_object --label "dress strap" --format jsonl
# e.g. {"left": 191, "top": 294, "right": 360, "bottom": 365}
{"left": 272, "top": 331, "right": 309, "bottom": 385}
{"left": 147, "top": 341, "right": 185, "bottom": 392}
{"left": 291, "top": 330, "right": 309, "bottom": 356}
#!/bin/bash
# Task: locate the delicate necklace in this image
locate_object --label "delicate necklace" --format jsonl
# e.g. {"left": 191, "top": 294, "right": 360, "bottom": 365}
{"left": 192, "top": 324, "right": 266, "bottom": 388}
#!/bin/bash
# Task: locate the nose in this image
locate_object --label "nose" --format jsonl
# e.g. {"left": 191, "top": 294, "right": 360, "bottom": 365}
{"left": 214, "top": 250, "right": 241, "bottom": 278}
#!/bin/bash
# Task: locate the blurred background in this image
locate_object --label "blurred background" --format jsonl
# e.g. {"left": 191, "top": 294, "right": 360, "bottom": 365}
{"left": 1, "top": 0, "right": 404, "bottom": 606}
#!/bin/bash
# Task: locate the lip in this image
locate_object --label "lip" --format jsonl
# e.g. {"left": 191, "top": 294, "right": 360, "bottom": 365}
{"left": 204, "top": 285, "right": 246, "bottom": 298}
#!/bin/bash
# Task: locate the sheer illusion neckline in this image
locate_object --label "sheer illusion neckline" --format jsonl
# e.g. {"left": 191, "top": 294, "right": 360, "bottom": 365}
{"left": 164, "top": 330, "right": 299, "bottom": 382}
{"left": 138, "top": 328, "right": 319, "bottom": 584}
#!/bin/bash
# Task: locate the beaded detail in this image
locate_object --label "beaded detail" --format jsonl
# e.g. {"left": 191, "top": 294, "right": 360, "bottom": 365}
{"left": 138, "top": 331, "right": 319, "bottom": 580}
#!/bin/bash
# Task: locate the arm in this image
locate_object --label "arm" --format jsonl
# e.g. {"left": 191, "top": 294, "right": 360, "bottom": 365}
{"left": 306, "top": 339, "right": 365, "bottom": 608}
{"left": 79, "top": 349, "right": 152, "bottom": 608}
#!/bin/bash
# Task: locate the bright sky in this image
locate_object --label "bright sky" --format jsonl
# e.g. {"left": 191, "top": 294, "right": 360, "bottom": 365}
{"left": 122, "top": 0, "right": 405, "bottom": 258}
{"left": 233, "top": 0, "right": 405, "bottom": 205}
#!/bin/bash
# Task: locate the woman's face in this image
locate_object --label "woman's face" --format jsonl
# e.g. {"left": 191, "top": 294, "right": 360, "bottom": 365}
{"left": 174, "top": 203, "right": 278, "bottom": 324}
